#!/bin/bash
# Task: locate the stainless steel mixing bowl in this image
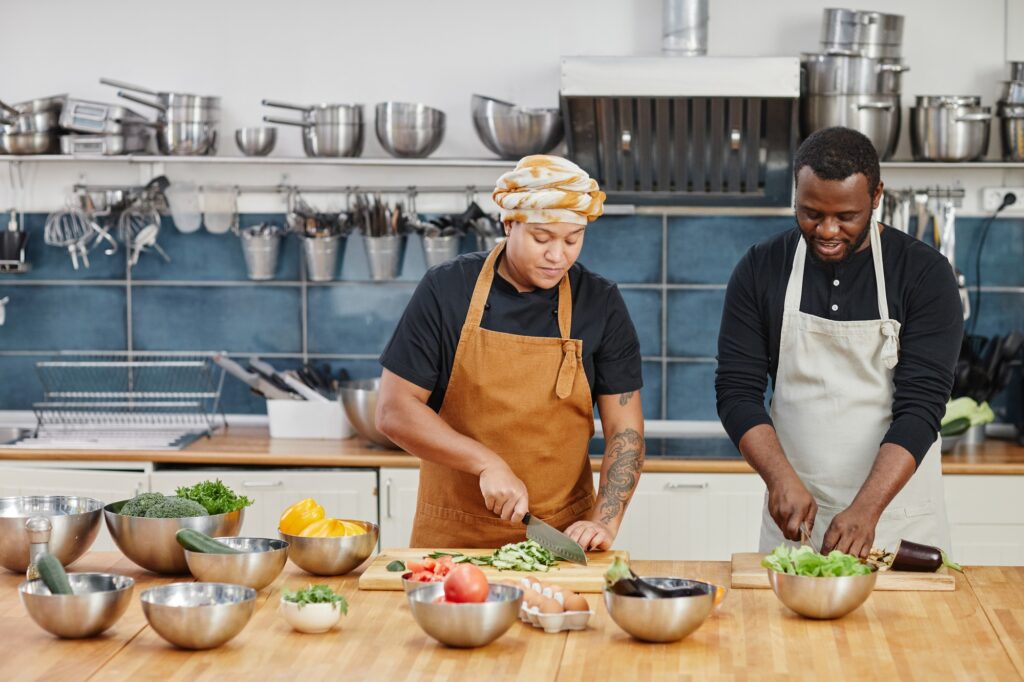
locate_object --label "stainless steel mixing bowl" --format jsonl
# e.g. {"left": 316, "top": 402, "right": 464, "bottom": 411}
{"left": 0, "top": 496, "right": 104, "bottom": 573}
{"left": 20, "top": 572, "right": 134, "bottom": 638}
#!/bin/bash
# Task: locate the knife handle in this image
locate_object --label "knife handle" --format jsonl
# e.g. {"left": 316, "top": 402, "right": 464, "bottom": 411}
{"left": 522, "top": 513, "right": 532, "bottom": 525}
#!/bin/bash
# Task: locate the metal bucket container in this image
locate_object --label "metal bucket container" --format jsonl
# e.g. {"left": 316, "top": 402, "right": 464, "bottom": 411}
{"left": 999, "top": 102, "right": 1024, "bottom": 161}
{"left": 363, "top": 234, "right": 405, "bottom": 281}
{"left": 301, "top": 234, "right": 343, "bottom": 282}
{"left": 422, "top": 234, "right": 460, "bottom": 268}
{"left": 240, "top": 232, "right": 281, "bottom": 281}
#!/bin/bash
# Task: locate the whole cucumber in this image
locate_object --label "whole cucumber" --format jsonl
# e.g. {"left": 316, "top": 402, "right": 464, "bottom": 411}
{"left": 175, "top": 528, "right": 243, "bottom": 554}
{"left": 37, "top": 553, "right": 73, "bottom": 595}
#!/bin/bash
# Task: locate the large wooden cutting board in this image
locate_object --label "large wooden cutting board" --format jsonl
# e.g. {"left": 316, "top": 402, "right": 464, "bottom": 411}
{"left": 358, "top": 548, "right": 628, "bottom": 593}
{"left": 730, "top": 552, "right": 955, "bottom": 591}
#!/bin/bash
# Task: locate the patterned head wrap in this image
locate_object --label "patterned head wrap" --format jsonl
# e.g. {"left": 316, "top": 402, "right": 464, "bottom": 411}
{"left": 492, "top": 155, "right": 605, "bottom": 226}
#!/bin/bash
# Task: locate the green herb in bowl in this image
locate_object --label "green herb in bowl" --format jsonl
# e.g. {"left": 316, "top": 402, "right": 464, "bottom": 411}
{"left": 281, "top": 584, "right": 349, "bottom": 613}
{"left": 175, "top": 480, "right": 253, "bottom": 515}
{"left": 762, "top": 544, "right": 873, "bottom": 577}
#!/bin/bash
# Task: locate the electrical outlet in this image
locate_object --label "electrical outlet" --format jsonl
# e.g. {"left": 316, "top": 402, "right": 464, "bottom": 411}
{"left": 981, "top": 187, "right": 1024, "bottom": 212}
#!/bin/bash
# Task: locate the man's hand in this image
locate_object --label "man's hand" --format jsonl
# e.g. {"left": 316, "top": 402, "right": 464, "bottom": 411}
{"left": 767, "top": 474, "right": 818, "bottom": 542}
{"left": 821, "top": 503, "right": 880, "bottom": 559}
{"left": 564, "top": 519, "right": 616, "bottom": 551}
{"left": 479, "top": 463, "right": 529, "bottom": 522}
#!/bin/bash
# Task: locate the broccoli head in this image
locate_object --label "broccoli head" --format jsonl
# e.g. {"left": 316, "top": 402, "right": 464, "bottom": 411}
{"left": 119, "top": 492, "right": 168, "bottom": 517}
{"left": 144, "top": 497, "right": 210, "bottom": 518}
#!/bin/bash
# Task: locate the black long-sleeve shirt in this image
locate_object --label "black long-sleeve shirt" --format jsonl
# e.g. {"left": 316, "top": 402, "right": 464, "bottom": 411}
{"left": 715, "top": 225, "right": 963, "bottom": 466}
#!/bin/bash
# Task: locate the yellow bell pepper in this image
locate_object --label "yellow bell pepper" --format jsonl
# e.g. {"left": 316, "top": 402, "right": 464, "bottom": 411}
{"left": 279, "top": 498, "right": 324, "bottom": 535}
{"left": 298, "top": 517, "right": 348, "bottom": 537}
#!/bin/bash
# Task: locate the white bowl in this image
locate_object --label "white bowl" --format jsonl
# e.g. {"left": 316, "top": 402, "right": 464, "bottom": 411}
{"left": 279, "top": 598, "right": 343, "bottom": 633}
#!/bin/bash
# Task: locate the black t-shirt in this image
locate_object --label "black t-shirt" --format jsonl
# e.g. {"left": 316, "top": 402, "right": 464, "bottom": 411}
{"left": 380, "top": 251, "right": 643, "bottom": 411}
{"left": 715, "top": 225, "right": 963, "bottom": 466}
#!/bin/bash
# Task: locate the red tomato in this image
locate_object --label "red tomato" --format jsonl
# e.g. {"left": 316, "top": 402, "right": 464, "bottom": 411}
{"left": 410, "top": 571, "right": 435, "bottom": 582}
{"left": 443, "top": 564, "right": 489, "bottom": 604}
{"left": 407, "top": 560, "right": 425, "bottom": 573}
{"left": 422, "top": 557, "right": 437, "bottom": 572}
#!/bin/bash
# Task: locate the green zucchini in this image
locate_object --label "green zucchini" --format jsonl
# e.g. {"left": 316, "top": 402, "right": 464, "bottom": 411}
{"left": 175, "top": 528, "right": 243, "bottom": 554}
{"left": 37, "top": 553, "right": 73, "bottom": 595}
{"left": 941, "top": 417, "right": 971, "bottom": 438}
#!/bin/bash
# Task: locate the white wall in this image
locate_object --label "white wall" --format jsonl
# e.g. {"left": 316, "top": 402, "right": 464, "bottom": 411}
{"left": 2, "top": 0, "right": 1023, "bottom": 212}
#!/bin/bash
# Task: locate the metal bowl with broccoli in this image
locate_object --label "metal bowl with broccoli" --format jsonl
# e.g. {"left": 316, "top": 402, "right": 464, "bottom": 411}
{"left": 105, "top": 481, "right": 251, "bottom": 574}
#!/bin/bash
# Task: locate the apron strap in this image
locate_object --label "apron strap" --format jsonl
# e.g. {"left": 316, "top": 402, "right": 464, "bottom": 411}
{"left": 464, "top": 241, "right": 504, "bottom": 329}
{"left": 784, "top": 231, "right": 807, "bottom": 313}
{"left": 869, "top": 218, "right": 900, "bottom": 369}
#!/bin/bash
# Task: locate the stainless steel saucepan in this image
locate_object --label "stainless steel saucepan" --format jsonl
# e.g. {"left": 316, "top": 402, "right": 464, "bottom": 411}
{"left": 910, "top": 96, "right": 992, "bottom": 162}
{"left": 262, "top": 100, "right": 364, "bottom": 158}
{"left": 100, "top": 78, "right": 220, "bottom": 119}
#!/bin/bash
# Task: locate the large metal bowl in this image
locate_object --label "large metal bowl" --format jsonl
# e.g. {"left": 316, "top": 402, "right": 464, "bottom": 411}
{"left": 339, "top": 378, "right": 399, "bottom": 449}
{"left": 603, "top": 578, "right": 717, "bottom": 642}
{"left": 103, "top": 500, "right": 245, "bottom": 575}
{"left": 20, "top": 572, "right": 134, "bottom": 638}
{"left": 0, "top": 496, "right": 104, "bottom": 573}
{"left": 375, "top": 102, "right": 445, "bottom": 158}
{"left": 141, "top": 582, "right": 256, "bottom": 650}
{"left": 184, "top": 537, "right": 288, "bottom": 590}
{"left": 766, "top": 569, "right": 877, "bottom": 619}
{"left": 235, "top": 127, "right": 277, "bottom": 156}
{"left": 471, "top": 95, "right": 564, "bottom": 159}
{"left": 407, "top": 582, "right": 522, "bottom": 648}
{"left": 279, "top": 520, "right": 378, "bottom": 576}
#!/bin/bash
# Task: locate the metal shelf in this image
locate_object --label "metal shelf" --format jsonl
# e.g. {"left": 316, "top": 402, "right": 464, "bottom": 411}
{"left": 0, "top": 155, "right": 510, "bottom": 168}
{"left": 881, "top": 161, "right": 1024, "bottom": 169}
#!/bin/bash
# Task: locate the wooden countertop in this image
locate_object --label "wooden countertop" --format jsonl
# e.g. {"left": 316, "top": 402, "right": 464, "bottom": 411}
{"left": 4, "top": 552, "right": 1022, "bottom": 681}
{"left": 1, "top": 426, "right": 1022, "bottom": 474}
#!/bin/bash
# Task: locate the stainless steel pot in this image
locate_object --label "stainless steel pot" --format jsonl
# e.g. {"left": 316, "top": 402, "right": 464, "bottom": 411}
{"left": 910, "top": 100, "right": 992, "bottom": 162}
{"left": 2, "top": 131, "right": 61, "bottom": 155}
{"left": 802, "top": 53, "right": 908, "bottom": 96}
{"left": 0, "top": 94, "right": 66, "bottom": 116}
{"left": 60, "top": 133, "right": 150, "bottom": 156}
{"left": 100, "top": 78, "right": 220, "bottom": 120}
{"left": 821, "top": 8, "right": 904, "bottom": 58}
{"left": 915, "top": 95, "right": 982, "bottom": 108}
{"left": 152, "top": 120, "right": 218, "bottom": 156}
{"left": 801, "top": 94, "right": 900, "bottom": 160}
{"left": 375, "top": 102, "right": 446, "bottom": 158}
{"left": 262, "top": 100, "right": 364, "bottom": 158}
{"left": 1011, "top": 61, "right": 1024, "bottom": 81}
{"left": 59, "top": 99, "right": 149, "bottom": 135}
{"left": 0, "top": 109, "right": 59, "bottom": 134}
{"left": 998, "top": 102, "right": 1024, "bottom": 161}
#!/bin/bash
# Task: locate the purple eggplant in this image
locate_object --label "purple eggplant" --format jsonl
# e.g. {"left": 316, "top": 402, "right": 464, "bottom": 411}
{"left": 890, "top": 540, "right": 963, "bottom": 573}
{"left": 604, "top": 556, "right": 709, "bottom": 598}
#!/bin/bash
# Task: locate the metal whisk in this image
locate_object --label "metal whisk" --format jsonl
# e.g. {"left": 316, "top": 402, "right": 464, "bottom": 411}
{"left": 43, "top": 206, "right": 92, "bottom": 270}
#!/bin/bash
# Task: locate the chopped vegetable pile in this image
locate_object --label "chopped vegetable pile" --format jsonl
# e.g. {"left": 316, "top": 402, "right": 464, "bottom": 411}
{"left": 762, "top": 544, "right": 874, "bottom": 577}
{"left": 429, "top": 540, "right": 558, "bottom": 572}
{"left": 281, "top": 584, "right": 349, "bottom": 613}
{"left": 175, "top": 479, "right": 253, "bottom": 515}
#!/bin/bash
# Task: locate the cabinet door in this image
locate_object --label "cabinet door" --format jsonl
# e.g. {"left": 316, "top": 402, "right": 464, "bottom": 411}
{"left": 151, "top": 469, "right": 378, "bottom": 540}
{"left": 945, "top": 475, "right": 1024, "bottom": 566}
{"left": 0, "top": 465, "right": 149, "bottom": 552}
{"left": 595, "top": 472, "right": 765, "bottom": 561}
{"left": 378, "top": 468, "right": 420, "bottom": 549}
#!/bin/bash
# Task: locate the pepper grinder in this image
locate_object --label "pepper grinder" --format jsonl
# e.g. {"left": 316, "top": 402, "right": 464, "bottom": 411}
{"left": 24, "top": 516, "right": 52, "bottom": 581}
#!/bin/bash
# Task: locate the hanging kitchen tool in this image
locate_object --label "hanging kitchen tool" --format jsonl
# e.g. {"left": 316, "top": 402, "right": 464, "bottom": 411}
{"left": 43, "top": 204, "right": 92, "bottom": 269}
{"left": 936, "top": 199, "right": 969, "bottom": 320}
{"left": 202, "top": 184, "right": 237, "bottom": 234}
{"left": 118, "top": 205, "right": 170, "bottom": 267}
{"left": 164, "top": 180, "right": 202, "bottom": 233}
{"left": 913, "top": 191, "right": 930, "bottom": 241}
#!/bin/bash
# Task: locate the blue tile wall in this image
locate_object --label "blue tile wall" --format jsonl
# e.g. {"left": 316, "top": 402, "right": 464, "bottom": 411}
{"left": 1, "top": 213, "right": 1021, "bottom": 429}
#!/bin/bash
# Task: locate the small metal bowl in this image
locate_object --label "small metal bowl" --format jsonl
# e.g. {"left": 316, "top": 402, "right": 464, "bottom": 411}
{"left": 103, "top": 500, "right": 245, "bottom": 575}
{"left": 407, "top": 582, "right": 522, "bottom": 648}
{"left": 141, "top": 582, "right": 257, "bottom": 650}
{"left": 279, "top": 520, "right": 379, "bottom": 576}
{"left": 0, "top": 496, "right": 104, "bottom": 573}
{"left": 603, "top": 578, "right": 717, "bottom": 643}
{"left": 20, "top": 572, "right": 134, "bottom": 639}
{"left": 766, "top": 569, "right": 877, "bottom": 619}
{"left": 184, "top": 537, "right": 289, "bottom": 590}
{"left": 375, "top": 102, "right": 446, "bottom": 158}
{"left": 339, "top": 378, "right": 399, "bottom": 449}
{"left": 235, "top": 127, "right": 277, "bottom": 156}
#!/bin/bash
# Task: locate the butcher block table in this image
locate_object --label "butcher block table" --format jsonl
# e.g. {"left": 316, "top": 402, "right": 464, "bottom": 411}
{"left": 2, "top": 554, "right": 1022, "bottom": 681}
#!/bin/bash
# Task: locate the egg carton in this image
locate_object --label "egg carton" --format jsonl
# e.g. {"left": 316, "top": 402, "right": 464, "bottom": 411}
{"left": 514, "top": 578, "right": 593, "bottom": 634}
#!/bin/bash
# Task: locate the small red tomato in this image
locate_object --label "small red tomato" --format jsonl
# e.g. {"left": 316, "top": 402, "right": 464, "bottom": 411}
{"left": 443, "top": 564, "right": 489, "bottom": 604}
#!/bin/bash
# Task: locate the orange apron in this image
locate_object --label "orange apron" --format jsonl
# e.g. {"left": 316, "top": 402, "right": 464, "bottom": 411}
{"left": 409, "top": 241, "right": 596, "bottom": 548}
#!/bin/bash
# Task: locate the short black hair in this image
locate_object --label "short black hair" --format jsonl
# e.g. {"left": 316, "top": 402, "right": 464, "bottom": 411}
{"left": 794, "top": 127, "right": 880, "bottom": 197}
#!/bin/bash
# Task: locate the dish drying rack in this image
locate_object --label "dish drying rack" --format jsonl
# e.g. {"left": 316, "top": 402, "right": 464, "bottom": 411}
{"left": 24, "top": 353, "right": 226, "bottom": 450}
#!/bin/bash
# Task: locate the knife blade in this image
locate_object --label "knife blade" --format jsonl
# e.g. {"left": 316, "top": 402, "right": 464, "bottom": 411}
{"left": 523, "top": 513, "right": 587, "bottom": 565}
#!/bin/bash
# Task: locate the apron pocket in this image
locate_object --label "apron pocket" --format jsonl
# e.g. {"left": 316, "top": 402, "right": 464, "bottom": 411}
{"left": 418, "top": 495, "right": 593, "bottom": 532}
{"left": 879, "top": 500, "right": 935, "bottom": 521}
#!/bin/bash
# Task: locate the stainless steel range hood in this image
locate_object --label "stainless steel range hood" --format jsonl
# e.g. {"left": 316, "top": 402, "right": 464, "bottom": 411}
{"left": 560, "top": 56, "right": 800, "bottom": 206}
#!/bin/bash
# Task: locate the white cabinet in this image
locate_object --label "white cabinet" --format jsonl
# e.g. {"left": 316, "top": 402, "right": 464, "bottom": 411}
{"left": 598, "top": 472, "right": 765, "bottom": 561}
{"left": 379, "top": 467, "right": 421, "bottom": 549}
{"left": 0, "top": 462, "right": 150, "bottom": 552}
{"left": 945, "top": 475, "right": 1024, "bottom": 566}
{"left": 150, "top": 469, "right": 379, "bottom": 540}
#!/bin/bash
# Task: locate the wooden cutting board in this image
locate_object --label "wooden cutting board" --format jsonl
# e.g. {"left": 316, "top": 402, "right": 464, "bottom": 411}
{"left": 358, "top": 548, "right": 628, "bottom": 593}
{"left": 730, "top": 552, "right": 955, "bottom": 591}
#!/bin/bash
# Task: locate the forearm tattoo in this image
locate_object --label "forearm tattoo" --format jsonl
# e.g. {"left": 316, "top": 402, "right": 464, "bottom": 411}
{"left": 618, "top": 391, "right": 635, "bottom": 406}
{"left": 597, "top": 428, "right": 645, "bottom": 525}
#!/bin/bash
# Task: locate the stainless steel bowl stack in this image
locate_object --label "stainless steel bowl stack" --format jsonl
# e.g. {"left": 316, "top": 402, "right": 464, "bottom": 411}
{"left": 910, "top": 95, "right": 992, "bottom": 162}
{"left": 262, "top": 100, "right": 364, "bottom": 158}
{"left": 59, "top": 98, "right": 152, "bottom": 156}
{"left": 101, "top": 78, "right": 220, "bottom": 156}
{"left": 0, "top": 95, "right": 66, "bottom": 155}
{"left": 801, "top": 9, "right": 907, "bottom": 160}
{"left": 998, "top": 61, "right": 1024, "bottom": 161}
{"left": 375, "top": 102, "right": 446, "bottom": 158}
{"left": 0, "top": 496, "right": 104, "bottom": 572}
{"left": 471, "top": 95, "right": 564, "bottom": 159}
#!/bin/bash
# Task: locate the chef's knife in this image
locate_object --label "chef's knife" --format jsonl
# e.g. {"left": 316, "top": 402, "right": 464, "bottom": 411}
{"left": 523, "top": 513, "right": 587, "bottom": 565}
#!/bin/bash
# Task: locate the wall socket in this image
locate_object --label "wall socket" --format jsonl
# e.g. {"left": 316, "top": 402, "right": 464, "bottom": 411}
{"left": 981, "top": 187, "right": 1024, "bottom": 212}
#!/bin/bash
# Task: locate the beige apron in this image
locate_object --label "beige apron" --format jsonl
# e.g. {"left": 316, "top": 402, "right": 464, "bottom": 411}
{"left": 410, "top": 241, "right": 596, "bottom": 548}
{"left": 759, "top": 219, "right": 951, "bottom": 554}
